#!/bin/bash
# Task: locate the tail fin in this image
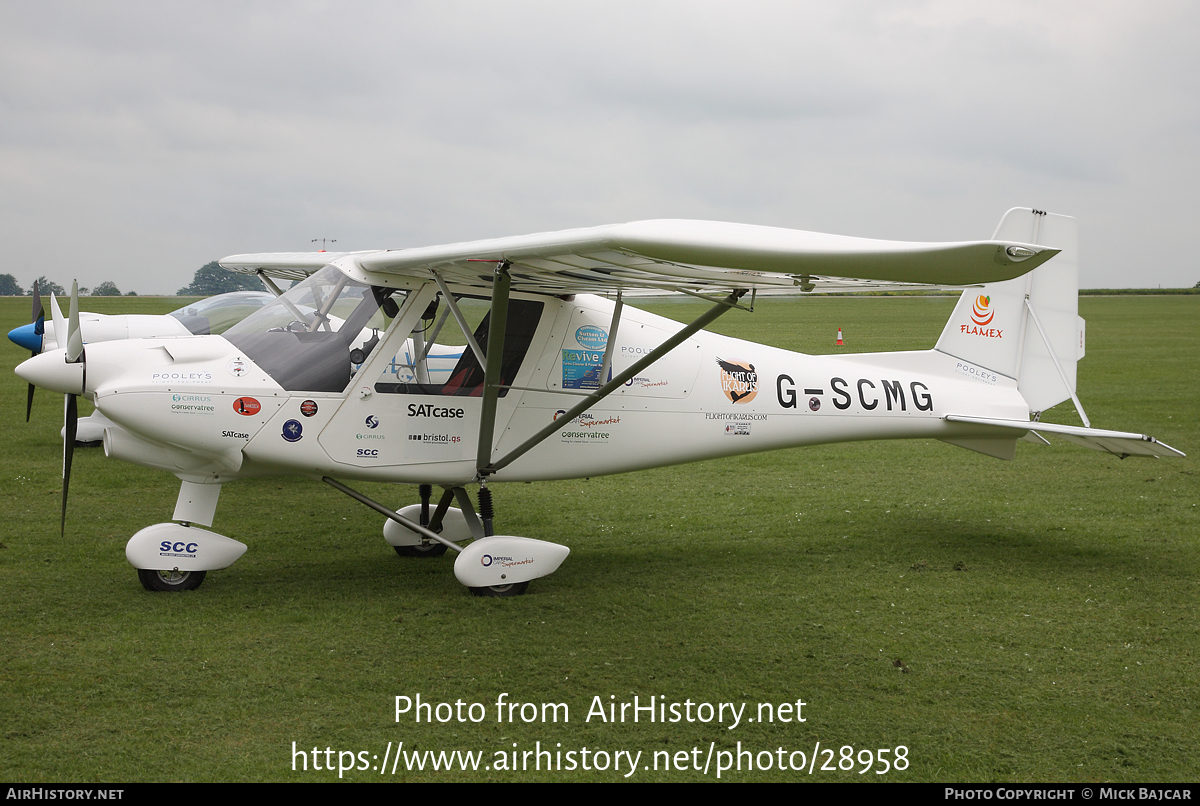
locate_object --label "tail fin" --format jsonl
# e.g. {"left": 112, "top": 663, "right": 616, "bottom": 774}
{"left": 934, "top": 208, "right": 1085, "bottom": 419}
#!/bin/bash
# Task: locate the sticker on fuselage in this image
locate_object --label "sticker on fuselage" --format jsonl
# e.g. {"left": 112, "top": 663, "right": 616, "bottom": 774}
{"left": 282, "top": 419, "right": 303, "bottom": 442}
{"left": 716, "top": 358, "right": 758, "bottom": 404}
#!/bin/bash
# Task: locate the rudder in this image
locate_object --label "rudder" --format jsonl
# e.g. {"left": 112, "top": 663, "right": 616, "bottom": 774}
{"left": 934, "top": 208, "right": 1084, "bottom": 418}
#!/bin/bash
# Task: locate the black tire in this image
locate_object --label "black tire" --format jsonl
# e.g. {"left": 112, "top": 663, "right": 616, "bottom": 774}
{"left": 468, "top": 581, "right": 529, "bottom": 598}
{"left": 394, "top": 541, "right": 448, "bottom": 558}
{"left": 138, "top": 568, "right": 206, "bottom": 592}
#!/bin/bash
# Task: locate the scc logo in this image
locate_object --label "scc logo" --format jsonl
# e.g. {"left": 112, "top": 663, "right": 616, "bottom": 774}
{"left": 159, "top": 541, "right": 199, "bottom": 554}
{"left": 356, "top": 449, "right": 379, "bottom": 457}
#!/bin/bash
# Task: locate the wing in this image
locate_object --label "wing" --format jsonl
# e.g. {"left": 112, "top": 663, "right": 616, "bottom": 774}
{"left": 220, "top": 251, "right": 364, "bottom": 283}
{"left": 220, "top": 219, "right": 1058, "bottom": 296}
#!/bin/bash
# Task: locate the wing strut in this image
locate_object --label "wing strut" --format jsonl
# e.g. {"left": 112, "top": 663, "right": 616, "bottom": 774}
{"left": 599, "top": 291, "right": 623, "bottom": 384}
{"left": 476, "top": 261, "right": 512, "bottom": 473}
{"left": 479, "top": 288, "right": 747, "bottom": 478}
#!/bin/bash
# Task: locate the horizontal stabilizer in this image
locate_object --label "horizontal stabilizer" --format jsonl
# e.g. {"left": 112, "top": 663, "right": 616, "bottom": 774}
{"left": 945, "top": 415, "right": 1184, "bottom": 459}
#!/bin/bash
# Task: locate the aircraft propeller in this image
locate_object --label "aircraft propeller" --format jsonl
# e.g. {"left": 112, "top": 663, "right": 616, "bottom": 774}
{"left": 60, "top": 281, "right": 84, "bottom": 535}
{"left": 25, "top": 281, "right": 44, "bottom": 421}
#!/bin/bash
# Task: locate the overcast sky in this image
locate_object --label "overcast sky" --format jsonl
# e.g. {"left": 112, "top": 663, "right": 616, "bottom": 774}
{"left": 2, "top": 1, "right": 1197, "bottom": 293}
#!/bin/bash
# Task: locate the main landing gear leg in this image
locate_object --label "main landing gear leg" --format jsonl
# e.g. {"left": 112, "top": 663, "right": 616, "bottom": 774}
{"left": 324, "top": 477, "right": 568, "bottom": 598}
{"left": 125, "top": 479, "right": 247, "bottom": 592}
{"left": 384, "top": 485, "right": 474, "bottom": 556}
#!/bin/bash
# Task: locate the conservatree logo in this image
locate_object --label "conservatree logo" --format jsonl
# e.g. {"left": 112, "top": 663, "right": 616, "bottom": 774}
{"left": 717, "top": 357, "right": 758, "bottom": 404}
{"left": 169, "top": 394, "right": 214, "bottom": 414}
{"left": 554, "top": 410, "right": 619, "bottom": 444}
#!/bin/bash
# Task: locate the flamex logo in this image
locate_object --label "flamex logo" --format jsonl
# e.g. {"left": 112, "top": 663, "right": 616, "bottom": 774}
{"left": 970, "top": 295, "right": 994, "bottom": 326}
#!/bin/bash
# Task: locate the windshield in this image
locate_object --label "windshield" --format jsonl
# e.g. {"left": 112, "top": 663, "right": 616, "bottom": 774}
{"left": 169, "top": 291, "right": 276, "bottom": 335}
{"left": 224, "top": 266, "right": 403, "bottom": 391}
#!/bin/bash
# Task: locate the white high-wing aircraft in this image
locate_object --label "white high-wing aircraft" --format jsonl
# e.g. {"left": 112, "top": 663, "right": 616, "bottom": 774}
{"left": 15, "top": 208, "right": 1183, "bottom": 597}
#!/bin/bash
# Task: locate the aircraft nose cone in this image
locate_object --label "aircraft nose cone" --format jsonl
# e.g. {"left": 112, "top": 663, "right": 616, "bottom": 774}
{"left": 8, "top": 323, "right": 42, "bottom": 353}
{"left": 15, "top": 350, "right": 84, "bottom": 395}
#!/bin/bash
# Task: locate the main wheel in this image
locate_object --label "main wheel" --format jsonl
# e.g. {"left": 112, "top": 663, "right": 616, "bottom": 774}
{"left": 394, "top": 541, "right": 448, "bottom": 558}
{"left": 468, "top": 581, "right": 529, "bottom": 598}
{"left": 138, "top": 568, "right": 207, "bottom": 592}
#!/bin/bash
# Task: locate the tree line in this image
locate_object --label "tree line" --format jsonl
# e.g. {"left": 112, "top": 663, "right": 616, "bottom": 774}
{"left": 0, "top": 262, "right": 264, "bottom": 297}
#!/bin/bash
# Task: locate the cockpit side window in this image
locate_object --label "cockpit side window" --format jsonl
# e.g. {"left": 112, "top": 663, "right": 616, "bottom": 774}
{"left": 374, "top": 297, "right": 544, "bottom": 397}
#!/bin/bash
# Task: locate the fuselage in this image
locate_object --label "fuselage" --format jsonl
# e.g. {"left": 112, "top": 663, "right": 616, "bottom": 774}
{"left": 20, "top": 285, "right": 1029, "bottom": 487}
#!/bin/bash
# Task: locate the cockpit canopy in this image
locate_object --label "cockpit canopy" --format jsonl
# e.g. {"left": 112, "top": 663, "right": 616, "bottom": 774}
{"left": 223, "top": 266, "right": 399, "bottom": 391}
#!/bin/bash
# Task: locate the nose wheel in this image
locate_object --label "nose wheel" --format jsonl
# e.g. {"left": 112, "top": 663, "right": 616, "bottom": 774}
{"left": 468, "top": 581, "right": 529, "bottom": 598}
{"left": 137, "top": 568, "right": 206, "bottom": 592}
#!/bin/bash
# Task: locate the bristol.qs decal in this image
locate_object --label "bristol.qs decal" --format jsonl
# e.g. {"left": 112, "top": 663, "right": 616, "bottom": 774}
{"left": 406, "top": 404, "right": 465, "bottom": 419}
{"left": 574, "top": 325, "right": 608, "bottom": 350}
{"left": 407, "top": 433, "right": 462, "bottom": 445}
{"left": 364, "top": 415, "right": 380, "bottom": 429}
{"left": 716, "top": 357, "right": 758, "bottom": 404}
{"left": 300, "top": 400, "right": 318, "bottom": 417}
{"left": 281, "top": 419, "right": 303, "bottom": 442}
{"left": 777, "top": 375, "right": 933, "bottom": 413}
{"left": 961, "top": 295, "right": 1002, "bottom": 338}
{"left": 233, "top": 396, "right": 261, "bottom": 416}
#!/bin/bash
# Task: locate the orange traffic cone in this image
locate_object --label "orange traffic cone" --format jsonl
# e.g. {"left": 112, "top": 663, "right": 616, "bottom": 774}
{"left": 836, "top": 327, "right": 844, "bottom": 346}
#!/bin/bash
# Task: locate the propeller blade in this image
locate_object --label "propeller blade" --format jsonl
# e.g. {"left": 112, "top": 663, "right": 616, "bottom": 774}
{"left": 62, "top": 393, "right": 77, "bottom": 536}
{"left": 66, "top": 281, "right": 83, "bottom": 363}
{"left": 25, "top": 281, "right": 43, "bottom": 422}
{"left": 49, "top": 293, "right": 65, "bottom": 352}
{"left": 32, "top": 280, "right": 44, "bottom": 337}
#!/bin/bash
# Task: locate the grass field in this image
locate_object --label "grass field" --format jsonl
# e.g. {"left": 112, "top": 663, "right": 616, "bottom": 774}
{"left": 0, "top": 294, "right": 1195, "bottom": 782}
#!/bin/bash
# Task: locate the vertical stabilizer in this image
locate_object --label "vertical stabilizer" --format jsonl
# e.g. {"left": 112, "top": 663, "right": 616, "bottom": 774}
{"left": 934, "top": 209, "right": 1082, "bottom": 416}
